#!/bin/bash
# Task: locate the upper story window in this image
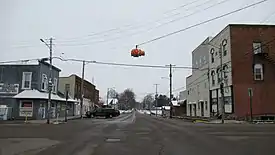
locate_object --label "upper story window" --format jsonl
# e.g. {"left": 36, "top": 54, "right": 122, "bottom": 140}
{"left": 210, "top": 48, "right": 215, "bottom": 63}
{"left": 22, "top": 72, "right": 32, "bottom": 89}
{"left": 253, "top": 42, "right": 262, "bottom": 54}
{"left": 65, "top": 84, "right": 70, "bottom": 92}
{"left": 254, "top": 64, "right": 263, "bottom": 80}
{"left": 222, "top": 39, "right": 228, "bottom": 56}
{"left": 52, "top": 78, "right": 57, "bottom": 93}
{"left": 211, "top": 70, "right": 215, "bottom": 86}
{"left": 223, "top": 64, "right": 229, "bottom": 79}
{"left": 203, "top": 56, "right": 206, "bottom": 64}
{"left": 41, "top": 74, "right": 48, "bottom": 91}
{"left": 216, "top": 68, "right": 221, "bottom": 83}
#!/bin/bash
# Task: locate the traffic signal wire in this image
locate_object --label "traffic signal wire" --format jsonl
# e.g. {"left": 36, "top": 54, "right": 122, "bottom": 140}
{"left": 137, "top": 0, "right": 268, "bottom": 46}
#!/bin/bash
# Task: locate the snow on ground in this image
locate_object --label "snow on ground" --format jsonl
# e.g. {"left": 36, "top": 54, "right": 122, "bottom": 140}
{"left": 119, "top": 110, "right": 133, "bottom": 114}
{"left": 137, "top": 110, "right": 162, "bottom": 115}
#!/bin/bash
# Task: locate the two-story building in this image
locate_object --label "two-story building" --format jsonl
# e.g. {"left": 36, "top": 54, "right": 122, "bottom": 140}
{"left": 0, "top": 60, "right": 76, "bottom": 120}
{"left": 58, "top": 74, "right": 99, "bottom": 115}
{"left": 186, "top": 37, "right": 211, "bottom": 117}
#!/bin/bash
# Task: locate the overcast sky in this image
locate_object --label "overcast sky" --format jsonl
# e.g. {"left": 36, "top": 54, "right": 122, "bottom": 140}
{"left": 1, "top": 0, "right": 274, "bottom": 101}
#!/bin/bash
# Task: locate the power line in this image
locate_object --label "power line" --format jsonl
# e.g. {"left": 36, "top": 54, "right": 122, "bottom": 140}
{"left": 56, "top": 0, "right": 220, "bottom": 47}
{"left": 55, "top": 0, "right": 204, "bottom": 44}
{"left": 138, "top": 0, "right": 268, "bottom": 46}
{"left": 0, "top": 57, "right": 196, "bottom": 70}
{"left": 147, "top": 0, "right": 232, "bottom": 31}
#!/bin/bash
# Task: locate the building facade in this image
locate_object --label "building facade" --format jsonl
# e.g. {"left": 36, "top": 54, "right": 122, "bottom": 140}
{"left": 58, "top": 74, "right": 99, "bottom": 115}
{"left": 229, "top": 24, "right": 275, "bottom": 119}
{"left": 0, "top": 61, "right": 75, "bottom": 120}
{"left": 186, "top": 37, "right": 211, "bottom": 117}
{"left": 187, "top": 24, "right": 275, "bottom": 119}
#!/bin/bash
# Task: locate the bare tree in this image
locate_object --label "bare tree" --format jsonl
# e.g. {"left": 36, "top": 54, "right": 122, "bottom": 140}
{"left": 141, "top": 94, "right": 154, "bottom": 109}
{"left": 118, "top": 88, "right": 136, "bottom": 110}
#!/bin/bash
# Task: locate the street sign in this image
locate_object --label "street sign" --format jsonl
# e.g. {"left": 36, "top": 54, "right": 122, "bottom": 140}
{"left": 248, "top": 88, "right": 253, "bottom": 97}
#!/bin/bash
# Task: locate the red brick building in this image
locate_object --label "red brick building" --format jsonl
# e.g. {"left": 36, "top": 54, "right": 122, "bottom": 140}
{"left": 209, "top": 24, "right": 275, "bottom": 119}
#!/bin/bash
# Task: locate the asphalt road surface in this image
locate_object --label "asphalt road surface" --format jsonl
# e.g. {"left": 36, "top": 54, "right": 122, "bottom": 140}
{"left": 0, "top": 111, "right": 275, "bottom": 155}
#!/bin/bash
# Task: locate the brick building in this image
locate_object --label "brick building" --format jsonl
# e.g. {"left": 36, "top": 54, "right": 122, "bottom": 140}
{"left": 58, "top": 74, "right": 99, "bottom": 115}
{"left": 186, "top": 24, "right": 275, "bottom": 119}
{"left": 209, "top": 24, "right": 275, "bottom": 119}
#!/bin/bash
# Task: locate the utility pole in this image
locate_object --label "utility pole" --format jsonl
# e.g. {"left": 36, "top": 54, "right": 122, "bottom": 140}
{"left": 65, "top": 90, "right": 68, "bottom": 122}
{"left": 154, "top": 84, "right": 159, "bottom": 116}
{"left": 169, "top": 64, "right": 173, "bottom": 118}
{"left": 106, "top": 88, "right": 109, "bottom": 107}
{"left": 219, "top": 44, "right": 225, "bottom": 124}
{"left": 40, "top": 38, "right": 53, "bottom": 124}
{"left": 80, "top": 61, "right": 85, "bottom": 119}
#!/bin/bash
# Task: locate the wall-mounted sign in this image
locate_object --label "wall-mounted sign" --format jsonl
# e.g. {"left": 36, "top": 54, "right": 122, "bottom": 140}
{"left": 0, "top": 83, "right": 19, "bottom": 94}
{"left": 19, "top": 101, "right": 33, "bottom": 117}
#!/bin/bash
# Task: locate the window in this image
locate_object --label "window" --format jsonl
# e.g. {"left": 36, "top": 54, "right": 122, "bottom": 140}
{"left": 205, "top": 101, "right": 208, "bottom": 110}
{"left": 22, "top": 72, "right": 32, "bottom": 89}
{"left": 210, "top": 48, "right": 215, "bottom": 63}
{"left": 253, "top": 42, "right": 262, "bottom": 54}
{"left": 222, "top": 39, "right": 227, "bottom": 56}
{"left": 65, "top": 84, "right": 70, "bottom": 92}
{"left": 254, "top": 64, "right": 263, "bottom": 80}
{"left": 211, "top": 70, "right": 215, "bottom": 86}
{"left": 203, "top": 56, "right": 206, "bottom": 64}
{"left": 217, "top": 68, "right": 221, "bottom": 83}
{"left": 197, "top": 85, "right": 200, "bottom": 95}
{"left": 52, "top": 78, "right": 57, "bottom": 93}
{"left": 41, "top": 74, "right": 48, "bottom": 91}
{"left": 223, "top": 65, "right": 228, "bottom": 79}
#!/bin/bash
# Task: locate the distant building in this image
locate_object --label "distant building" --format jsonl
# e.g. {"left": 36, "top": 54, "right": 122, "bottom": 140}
{"left": 186, "top": 37, "right": 211, "bottom": 117}
{"left": 0, "top": 60, "right": 76, "bottom": 120}
{"left": 58, "top": 74, "right": 99, "bottom": 115}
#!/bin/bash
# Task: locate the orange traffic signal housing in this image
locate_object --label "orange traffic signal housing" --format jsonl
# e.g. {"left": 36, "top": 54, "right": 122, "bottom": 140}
{"left": 131, "top": 48, "right": 145, "bottom": 57}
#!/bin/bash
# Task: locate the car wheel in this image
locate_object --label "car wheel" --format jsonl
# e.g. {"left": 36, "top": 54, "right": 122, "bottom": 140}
{"left": 91, "top": 114, "right": 94, "bottom": 118}
{"left": 109, "top": 114, "right": 113, "bottom": 118}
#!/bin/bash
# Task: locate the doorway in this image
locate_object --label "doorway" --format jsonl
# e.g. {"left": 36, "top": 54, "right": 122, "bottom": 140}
{"left": 200, "top": 101, "right": 204, "bottom": 117}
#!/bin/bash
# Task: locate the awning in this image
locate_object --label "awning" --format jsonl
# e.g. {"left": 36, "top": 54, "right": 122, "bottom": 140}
{"left": 13, "top": 89, "right": 78, "bottom": 102}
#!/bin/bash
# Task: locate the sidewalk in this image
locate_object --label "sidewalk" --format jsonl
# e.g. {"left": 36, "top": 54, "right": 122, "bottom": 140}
{"left": 28, "top": 115, "right": 82, "bottom": 124}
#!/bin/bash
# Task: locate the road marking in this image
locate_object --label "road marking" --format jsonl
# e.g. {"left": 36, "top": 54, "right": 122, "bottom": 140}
{"left": 106, "top": 138, "right": 121, "bottom": 142}
{"left": 217, "top": 136, "right": 249, "bottom": 141}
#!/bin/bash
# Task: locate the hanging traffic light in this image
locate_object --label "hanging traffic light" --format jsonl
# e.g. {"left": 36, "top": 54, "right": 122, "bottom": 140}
{"left": 131, "top": 45, "right": 145, "bottom": 57}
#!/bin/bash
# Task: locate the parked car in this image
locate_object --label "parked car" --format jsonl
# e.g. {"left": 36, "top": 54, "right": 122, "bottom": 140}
{"left": 86, "top": 108, "right": 120, "bottom": 118}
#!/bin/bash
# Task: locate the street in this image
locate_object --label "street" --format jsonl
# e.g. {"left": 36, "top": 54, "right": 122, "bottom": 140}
{"left": 0, "top": 112, "right": 275, "bottom": 155}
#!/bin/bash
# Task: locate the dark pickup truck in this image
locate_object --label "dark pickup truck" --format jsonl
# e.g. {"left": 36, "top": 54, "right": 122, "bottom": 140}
{"left": 86, "top": 108, "right": 120, "bottom": 118}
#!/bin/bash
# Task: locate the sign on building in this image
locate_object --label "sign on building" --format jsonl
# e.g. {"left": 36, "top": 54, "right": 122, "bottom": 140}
{"left": 19, "top": 101, "right": 33, "bottom": 117}
{"left": 0, "top": 83, "right": 19, "bottom": 94}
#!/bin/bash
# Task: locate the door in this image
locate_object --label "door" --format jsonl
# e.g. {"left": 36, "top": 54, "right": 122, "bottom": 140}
{"left": 189, "top": 105, "right": 192, "bottom": 116}
{"left": 200, "top": 102, "right": 204, "bottom": 117}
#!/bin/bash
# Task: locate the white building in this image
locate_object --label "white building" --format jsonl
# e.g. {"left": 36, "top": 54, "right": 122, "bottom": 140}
{"left": 208, "top": 26, "right": 233, "bottom": 115}
{"left": 186, "top": 37, "right": 211, "bottom": 117}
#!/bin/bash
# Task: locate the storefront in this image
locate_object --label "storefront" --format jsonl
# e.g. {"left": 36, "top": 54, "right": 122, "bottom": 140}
{"left": 12, "top": 89, "right": 77, "bottom": 120}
